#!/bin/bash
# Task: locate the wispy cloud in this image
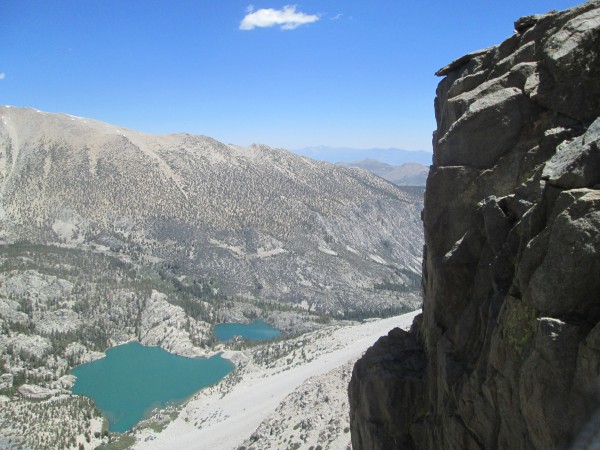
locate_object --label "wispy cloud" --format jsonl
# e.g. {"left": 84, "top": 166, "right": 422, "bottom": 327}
{"left": 240, "top": 5, "right": 319, "bottom": 31}
{"left": 0, "top": 73, "right": 5, "bottom": 80}
{"left": 330, "top": 13, "right": 343, "bottom": 21}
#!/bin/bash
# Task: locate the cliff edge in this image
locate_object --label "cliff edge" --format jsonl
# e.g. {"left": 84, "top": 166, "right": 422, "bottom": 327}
{"left": 349, "top": 1, "right": 600, "bottom": 448}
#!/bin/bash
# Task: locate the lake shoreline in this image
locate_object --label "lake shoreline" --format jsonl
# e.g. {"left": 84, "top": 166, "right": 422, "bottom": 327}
{"left": 70, "top": 342, "right": 235, "bottom": 433}
{"left": 134, "top": 310, "right": 421, "bottom": 449}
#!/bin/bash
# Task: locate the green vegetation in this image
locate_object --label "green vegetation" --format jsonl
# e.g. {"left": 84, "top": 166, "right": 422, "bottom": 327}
{"left": 96, "top": 434, "right": 135, "bottom": 450}
{"left": 334, "top": 303, "right": 414, "bottom": 321}
{"left": 0, "top": 241, "right": 416, "bottom": 447}
{"left": 140, "top": 408, "right": 179, "bottom": 434}
{"left": 0, "top": 243, "right": 231, "bottom": 447}
{"left": 502, "top": 297, "right": 537, "bottom": 356}
{"left": 374, "top": 266, "right": 421, "bottom": 293}
{"left": 0, "top": 395, "right": 103, "bottom": 450}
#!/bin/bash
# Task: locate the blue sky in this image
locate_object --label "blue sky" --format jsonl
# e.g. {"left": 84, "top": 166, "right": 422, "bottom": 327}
{"left": 0, "top": 1, "right": 584, "bottom": 151}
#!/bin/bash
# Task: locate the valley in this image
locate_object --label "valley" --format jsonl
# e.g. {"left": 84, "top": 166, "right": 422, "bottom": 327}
{"left": 133, "top": 311, "right": 420, "bottom": 450}
{"left": 0, "top": 107, "right": 425, "bottom": 449}
{"left": 0, "top": 107, "right": 423, "bottom": 316}
{"left": 6, "top": 1, "right": 596, "bottom": 449}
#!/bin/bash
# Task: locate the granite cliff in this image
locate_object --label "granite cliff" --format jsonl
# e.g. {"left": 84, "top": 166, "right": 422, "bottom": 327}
{"left": 349, "top": 1, "right": 600, "bottom": 449}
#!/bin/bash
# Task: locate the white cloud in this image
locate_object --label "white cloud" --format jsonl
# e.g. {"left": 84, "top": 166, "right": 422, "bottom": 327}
{"left": 330, "top": 13, "right": 343, "bottom": 21}
{"left": 240, "top": 5, "right": 319, "bottom": 31}
{"left": 0, "top": 73, "right": 5, "bottom": 80}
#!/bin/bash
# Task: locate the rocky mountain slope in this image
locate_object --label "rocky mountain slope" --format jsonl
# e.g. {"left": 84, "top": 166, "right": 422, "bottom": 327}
{"left": 0, "top": 106, "right": 423, "bottom": 315}
{"left": 339, "top": 159, "right": 429, "bottom": 186}
{"left": 349, "top": 1, "right": 600, "bottom": 449}
{"left": 0, "top": 107, "right": 424, "bottom": 447}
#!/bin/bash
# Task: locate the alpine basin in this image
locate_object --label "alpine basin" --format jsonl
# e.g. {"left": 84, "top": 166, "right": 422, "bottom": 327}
{"left": 71, "top": 342, "right": 234, "bottom": 432}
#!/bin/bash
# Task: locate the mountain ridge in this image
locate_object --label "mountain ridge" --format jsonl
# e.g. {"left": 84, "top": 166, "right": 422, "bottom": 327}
{"left": 0, "top": 106, "right": 424, "bottom": 314}
{"left": 338, "top": 159, "right": 429, "bottom": 186}
{"left": 293, "top": 145, "right": 432, "bottom": 166}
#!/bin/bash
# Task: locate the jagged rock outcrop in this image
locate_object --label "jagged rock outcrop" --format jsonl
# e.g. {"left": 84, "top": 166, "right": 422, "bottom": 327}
{"left": 350, "top": 1, "right": 600, "bottom": 449}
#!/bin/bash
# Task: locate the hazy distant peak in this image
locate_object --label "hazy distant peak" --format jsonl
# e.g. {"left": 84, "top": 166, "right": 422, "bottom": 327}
{"left": 338, "top": 158, "right": 429, "bottom": 187}
{"left": 293, "top": 146, "right": 432, "bottom": 166}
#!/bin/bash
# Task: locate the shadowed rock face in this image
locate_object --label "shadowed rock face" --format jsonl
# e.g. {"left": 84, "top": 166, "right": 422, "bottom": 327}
{"left": 350, "top": 1, "right": 600, "bottom": 448}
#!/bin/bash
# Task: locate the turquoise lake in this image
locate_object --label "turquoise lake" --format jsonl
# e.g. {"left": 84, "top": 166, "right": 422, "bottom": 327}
{"left": 70, "top": 342, "right": 234, "bottom": 432}
{"left": 213, "top": 319, "right": 281, "bottom": 342}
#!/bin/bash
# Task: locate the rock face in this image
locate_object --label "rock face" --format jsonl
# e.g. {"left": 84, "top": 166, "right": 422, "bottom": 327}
{"left": 0, "top": 107, "right": 423, "bottom": 314}
{"left": 349, "top": 1, "right": 600, "bottom": 449}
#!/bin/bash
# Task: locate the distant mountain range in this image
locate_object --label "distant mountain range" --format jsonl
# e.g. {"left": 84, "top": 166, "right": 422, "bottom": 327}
{"left": 293, "top": 146, "right": 432, "bottom": 166}
{"left": 338, "top": 159, "right": 429, "bottom": 186}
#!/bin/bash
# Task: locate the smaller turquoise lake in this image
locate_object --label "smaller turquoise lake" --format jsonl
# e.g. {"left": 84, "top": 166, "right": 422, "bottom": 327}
{"left": 214, "top": 320, "right": 281, "bottom": 342}
{"left": 71, "top": 342, "right": 234, "bottom": 432}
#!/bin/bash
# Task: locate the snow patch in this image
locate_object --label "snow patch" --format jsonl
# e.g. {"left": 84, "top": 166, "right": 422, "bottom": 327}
{"left": 369, "top": 254, "right": 387, "bottom": 265}
{"left": 52, "top": 210, "right": 86, "bottom": 244}
{"left": 208, "top": 238, "right": 246, "bottom": 259}
{"left": 299, "top": 300, "right": 310, "bottom": 310}
{"left": 346, "top": 245, "right": 360, "bottom": 255}
{"left": 255, "top": 247, "right": 286, "bottom": 258}
{"left": 318, "top": 246, "right": 338, "bottom": 256}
